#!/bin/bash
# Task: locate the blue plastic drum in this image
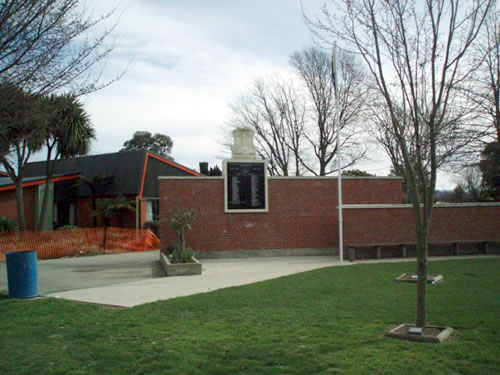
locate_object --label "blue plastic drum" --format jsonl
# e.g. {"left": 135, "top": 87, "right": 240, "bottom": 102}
{"left": 6, "top": 251, "right": 39, "bottom": 299}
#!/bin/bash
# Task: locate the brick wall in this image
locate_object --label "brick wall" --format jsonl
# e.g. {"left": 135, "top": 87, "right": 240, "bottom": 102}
{"left": 0, "top": 186, "right": 37, "bottom": 230}
{"left": 343, "top": 204, "right": 500, "bottom": 246}
{"left": 159, "top": 177, "right": 403, "bottom": 253}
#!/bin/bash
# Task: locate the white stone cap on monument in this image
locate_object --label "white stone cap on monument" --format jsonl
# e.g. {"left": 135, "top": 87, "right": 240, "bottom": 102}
{"left": 231, "top": 128, "right": 256, "bottom": 160}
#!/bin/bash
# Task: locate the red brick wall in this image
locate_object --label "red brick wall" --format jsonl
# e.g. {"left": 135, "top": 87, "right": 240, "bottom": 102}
{"left": 0, "top": 186, "right": 37, "bottom": 230}
{"left": 159, "top": 177, "right": 403, "bottom": 253}
{"left": 0, "top": 190, "right": 18, "bottom": 222}
{"left": 343, "top": 205, "right": 500, "bottom": 246}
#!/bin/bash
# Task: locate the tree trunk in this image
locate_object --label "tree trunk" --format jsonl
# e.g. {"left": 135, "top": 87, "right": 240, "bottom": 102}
{"left": 15, "top": 180, "right": 27, "bottom": 231}
{"left": 415, "top": 226, "right": 429, "bottom": 328}
{"left": 91, "top": 196, "right": 97, "bottom": 227}
{"left": 38, "top": 152, "right": 55, "bottom": 230}
{"left": 179, "top": 228, "right": 186, "bottom": 259}
{"left": 38, "top": 182, "right": 51, "bottom": 230}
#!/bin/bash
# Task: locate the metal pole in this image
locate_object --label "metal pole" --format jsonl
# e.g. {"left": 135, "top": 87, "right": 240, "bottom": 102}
{"left": 136, "top": 196, "right": 139, "bottom": 230}
{"left": 332, "top": 43, "right": 344, "bottom": 264}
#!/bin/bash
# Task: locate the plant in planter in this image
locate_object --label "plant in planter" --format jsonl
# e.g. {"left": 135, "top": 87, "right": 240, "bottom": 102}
{"left": 167, "top": 209, "right": 197, "bottom": 263}
{"left": 160, "top": 209, "right": 201, "bottom": 276}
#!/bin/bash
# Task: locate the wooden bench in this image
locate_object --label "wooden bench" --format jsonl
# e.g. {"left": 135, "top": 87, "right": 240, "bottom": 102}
{"left": 346, "top": 240, "right": 492, "bottom": 262}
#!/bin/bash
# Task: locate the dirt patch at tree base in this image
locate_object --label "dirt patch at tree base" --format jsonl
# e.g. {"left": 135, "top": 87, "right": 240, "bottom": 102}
{"left": 385, "top": 323, "right": 453, "bottom": 343}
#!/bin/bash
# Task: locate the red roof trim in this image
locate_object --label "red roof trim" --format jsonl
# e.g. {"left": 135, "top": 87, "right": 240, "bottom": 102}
{"left": 147, "top": 153, "right": 201, "bottom": 176}
{"left": 0, "top": 171, "right": 9, "bottom": 177}
{"left": 0, "top": 174, "right": 80, "bottom": 192}
{"left": 139, "top": 152, "right": 200, "bottom": 199}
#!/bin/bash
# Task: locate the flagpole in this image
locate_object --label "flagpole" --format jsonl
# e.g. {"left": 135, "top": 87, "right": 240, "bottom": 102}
{"left": 332, "top": 43, "right": 344, "bottom": 265}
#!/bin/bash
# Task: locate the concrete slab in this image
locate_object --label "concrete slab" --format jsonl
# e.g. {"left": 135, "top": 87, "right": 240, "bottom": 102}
{"left": 0, "top": 251, "right": 162, "bottom": 294}
{"left": 46, "top": 256, "right": 340, "bottom": 307}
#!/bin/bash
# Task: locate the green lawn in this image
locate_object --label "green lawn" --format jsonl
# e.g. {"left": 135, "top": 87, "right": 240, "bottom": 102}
{"left": 1, "top": 258, "right": 499, "bottom": 375}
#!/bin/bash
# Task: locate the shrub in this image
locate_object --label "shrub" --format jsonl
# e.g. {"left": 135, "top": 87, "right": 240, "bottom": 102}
{"left": 168, "top": 209, "right": 197, "bottom": 263}
{"left": 57, "top": 225, "right": 80, "bottom": 231}
{"left": 0, "top": 217, "right": 19, "bottom": 232}
{"left": 165, "top": 243, "right": 195, "bottom": 263}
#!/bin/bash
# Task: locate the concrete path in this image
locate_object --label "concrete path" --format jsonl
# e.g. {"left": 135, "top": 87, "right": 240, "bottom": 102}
{"left": 46, "top": 255, "right": 340, "bottom": 307}
{"left": 1, "top": 251, "right": 495, "bottom": 308}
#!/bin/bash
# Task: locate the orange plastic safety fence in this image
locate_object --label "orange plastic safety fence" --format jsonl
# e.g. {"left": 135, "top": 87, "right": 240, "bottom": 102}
{"left": 0, "top": 228, "right": 160, "bottom": 261}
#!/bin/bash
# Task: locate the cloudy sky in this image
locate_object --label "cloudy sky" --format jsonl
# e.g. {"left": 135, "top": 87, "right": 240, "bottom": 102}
{"left": 76, "top": 0, "right": 456, "bottom": 187}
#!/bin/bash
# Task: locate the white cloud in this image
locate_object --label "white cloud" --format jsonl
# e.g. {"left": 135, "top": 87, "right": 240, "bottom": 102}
{"left": 76, "top": 0, "right": 459, "bottom": 189}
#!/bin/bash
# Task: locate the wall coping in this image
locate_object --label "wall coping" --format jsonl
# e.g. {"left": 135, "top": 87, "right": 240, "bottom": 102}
{"left": 158, "top": 175, "right": 403, "bottom": 181}
{"left": 343, "top": 202, "right": 500, "bottom": 209}
{"left": 159, "top": 176, "right": 223, "bottom": 180}
{"left": 269, "top": 176, "right": 403, "bottom": 180}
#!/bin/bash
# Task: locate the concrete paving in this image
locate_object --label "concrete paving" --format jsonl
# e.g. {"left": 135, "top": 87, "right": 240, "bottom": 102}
{"left": 46, "top": 255, "right": 341, "bottom": 307}
{"left": 0, "top": 251, "right": 163, "bottom": 295}
{"left": 1, "top": 251, "right": 495, "bottom": 308}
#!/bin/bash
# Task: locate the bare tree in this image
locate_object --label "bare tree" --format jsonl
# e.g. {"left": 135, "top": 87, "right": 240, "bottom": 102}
{"left": 0, "top": 0, "right": 122, "bottom": 95}
{"left": 464, "top": 9, "right": 500, "bottom": 143}
{"left": 290, "top": 47, "right": 367, "bottom": 175}
{"left": 309, "top": 0, "right": 492, "bottom": 329}
{"left": 227, "top": 47, "right": 368, "bottom": 176}
{"left": 229, "top": 77, "right": 306, "bottom": 176}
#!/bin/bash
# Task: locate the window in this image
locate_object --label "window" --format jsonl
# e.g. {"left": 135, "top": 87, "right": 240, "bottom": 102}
{"left": 146, "top": 200, "right": 160, "bottom": 221}
{"left": 224, "top": 161, "right": 268, "bottom": 212}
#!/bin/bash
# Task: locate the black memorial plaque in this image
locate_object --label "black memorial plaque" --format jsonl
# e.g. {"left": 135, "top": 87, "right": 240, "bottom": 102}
{"left": 226, "top": 162, "right": 266, "bottom": 210}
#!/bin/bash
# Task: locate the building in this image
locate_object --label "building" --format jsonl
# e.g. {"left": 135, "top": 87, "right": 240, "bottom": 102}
{"left": 0, "top": 151, "right": 200, "bottom": 230}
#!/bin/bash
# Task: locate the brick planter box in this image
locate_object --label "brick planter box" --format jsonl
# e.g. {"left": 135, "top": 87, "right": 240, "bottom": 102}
{"left": 159, "top": 251, "right": 202, "bottom": 276}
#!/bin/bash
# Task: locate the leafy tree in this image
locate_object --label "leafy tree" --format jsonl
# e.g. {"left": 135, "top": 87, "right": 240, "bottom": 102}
{"left": 0, "top": 216, "right": 19, "bottom": 232}
{"left": 75, "top": 175, "right": 114, "bottom": 227}
{"left": 310, "top": 0, "right": 493, "bottom": 329}
{"left": 96, "top": 194, "right": 136, "bottom": 228}
{"left": 342, "top": 169, "right": 374, "bottom": 177}
{"left": 0, "top": 0, "right": 122, "bottom": 95}
{"left": 168, "top": 209, "right": 197, "bottom": 263}
{"left": 38, "top": 94, "right": 95, "bottom": 229}
{"left": 480, "top": 142, "right": 500, "bottom": 200}
{"left": 199, "top": 162, "right": 222, "bottom": 176}
{"left": 0, "top": 82, "right": 46, "bottom": 230}
{"left": 120, "top": 131, "right": 173, "bottom": 158}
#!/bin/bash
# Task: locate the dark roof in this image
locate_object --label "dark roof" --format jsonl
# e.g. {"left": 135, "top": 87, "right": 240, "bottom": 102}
{"left": 23, "top": 150, "right": 198, "bottom": 197}
{"left": 0, "top": 174, "right": 80, "bottom": 191}
{"left": 0, "top": 171, "right": 8, "bottom": 177}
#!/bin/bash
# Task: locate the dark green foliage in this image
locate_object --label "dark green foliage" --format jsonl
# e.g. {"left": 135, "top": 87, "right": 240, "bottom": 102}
{"left": 0, "top": 82, "right": 46, "bottom": 230}
{"left": 0, "top": 259, "right": 499, "bottom": 374}
{"left": 199, "top": 162, "right": 222, "bottom": 176}
{"left": 168, "top": 209, "right": 197, "bottom": 262}
{"left": 96, "top": 194, "right": 136, "bottom": 227}
{"left": 480, "top": 142, "right": 500, "bottom": 201}
{"left": 0, "top": 217, "right": 18, "bottom": 232}
{"left": 56, "top": 225, "right": 80, "bottom": 231}
{"left": 37, "top": 93, "right": 95, "bottom": 230}
{"left": 342, "top": 169, "right": 375, "bottom": 177}
{"left": 75, "top": 175, "right": 114, "bottom": 227}
{"left": 120, "top": 131, "right": 173, "bottom": 158}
